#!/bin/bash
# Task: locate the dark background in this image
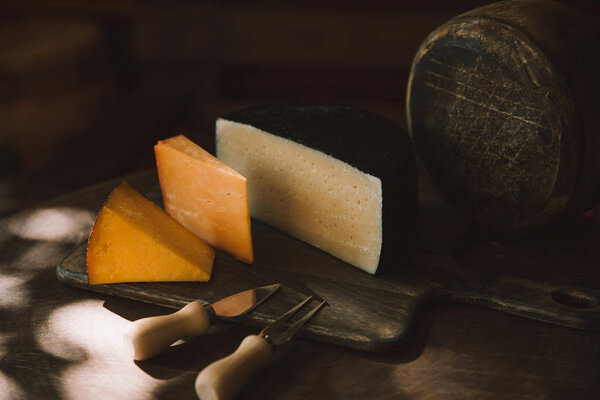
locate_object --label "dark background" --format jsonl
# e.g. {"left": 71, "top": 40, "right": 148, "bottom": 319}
{"left": 1, "top": 0, "right": 598, "bottom": 216}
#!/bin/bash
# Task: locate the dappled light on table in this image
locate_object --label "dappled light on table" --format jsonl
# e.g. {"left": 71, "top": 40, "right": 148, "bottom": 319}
{"left": 0, "top": 333, "right": 25, "bottom": 400}
{"left": 7, "top": 207, "right": 94, "bottom": 243}
{"left": 0, "top": 370, "right": 24, "bottom": 400}
{"left": 0, "top": 274, "right": 29, "bottom": 307}
{"left": 35, "top": 300, "right": 162, "bottom": 400}
{"left": 13, "top": 242, "right": 77, "bottom": 271}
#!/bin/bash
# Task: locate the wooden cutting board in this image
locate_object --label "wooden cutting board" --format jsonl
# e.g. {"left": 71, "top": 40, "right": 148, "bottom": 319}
{"left": 56, "top": 180, "right": 600, "bottom": 352}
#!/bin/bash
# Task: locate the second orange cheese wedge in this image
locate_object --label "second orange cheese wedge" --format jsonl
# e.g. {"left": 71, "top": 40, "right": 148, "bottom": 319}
{"left": 155, "top": 135, "right": 254, "bottom": 264}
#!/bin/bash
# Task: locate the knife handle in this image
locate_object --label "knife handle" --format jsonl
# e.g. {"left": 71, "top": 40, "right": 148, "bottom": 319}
{"left": 195, "top": 335, "right": 273, "bottom": 400}
{"left": 125, "top": 301, "right": 211, "bottom": 360}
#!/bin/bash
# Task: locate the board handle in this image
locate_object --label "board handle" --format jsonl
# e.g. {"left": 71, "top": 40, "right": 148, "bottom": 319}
{"left": 124, "top": 301, "right": 211, "bottom": 360}
{"left": 195, "top": 335, "right": 273, "bottom": 400}
{"left": 441, "top": 277, "right": 600, "bottom": 330}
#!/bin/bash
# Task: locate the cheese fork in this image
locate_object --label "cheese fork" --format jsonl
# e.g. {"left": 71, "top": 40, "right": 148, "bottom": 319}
{"left": 195, "top": 295, "right": 326, "bottom": 400}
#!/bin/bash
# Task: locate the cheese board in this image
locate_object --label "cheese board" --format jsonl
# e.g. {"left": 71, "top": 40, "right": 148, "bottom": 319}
{"left": 56, "top": 176, "right": 600, "bottom": 352}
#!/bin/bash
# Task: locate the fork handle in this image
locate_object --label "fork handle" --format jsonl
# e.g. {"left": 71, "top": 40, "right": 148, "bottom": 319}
{"left": 195, "top": 335, "right": 273, "bottom": 400}
{"left": 125, "top": 301, "right": 211, "bottom": 360}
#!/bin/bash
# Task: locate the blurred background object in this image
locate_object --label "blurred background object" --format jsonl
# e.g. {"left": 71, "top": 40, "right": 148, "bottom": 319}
{"left": 1, "top": 0, "right": 598, "bottom": 217}
{"left": 407, "top": 0, "right": 600, "bottom": 235}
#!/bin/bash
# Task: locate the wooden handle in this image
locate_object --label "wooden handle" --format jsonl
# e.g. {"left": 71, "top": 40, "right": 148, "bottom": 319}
{"left": 124, "top": 301, "right": 211, "bottom": 360}
{"left": 195, "top": 335, "right": 273, "bottom": 400}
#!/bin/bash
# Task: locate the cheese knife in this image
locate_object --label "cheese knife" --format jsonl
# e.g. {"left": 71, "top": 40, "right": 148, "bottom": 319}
{"left": 195, "top": 295, "right": 326, "bottom": 400}
{"left": 125, "top": 283, "right": 281, "bottom": 360}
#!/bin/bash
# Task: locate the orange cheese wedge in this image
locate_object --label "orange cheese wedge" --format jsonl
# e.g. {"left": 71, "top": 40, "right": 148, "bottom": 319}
{"left": 155, "top": 135, "right": 254, "bottom": 263}
{"left": 86, "top": 182, "right": 215, "bottom": 284}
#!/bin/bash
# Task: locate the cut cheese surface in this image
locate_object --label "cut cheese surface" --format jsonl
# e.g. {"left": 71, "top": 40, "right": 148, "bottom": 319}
{"left": 86, "top": 181, "right": 214, "bottom": 284}
{"left": 155, "top": 135, "right": 254, "bottom": 263}
{"left": 216, "top": 105, "right": 416, "bottom": 274}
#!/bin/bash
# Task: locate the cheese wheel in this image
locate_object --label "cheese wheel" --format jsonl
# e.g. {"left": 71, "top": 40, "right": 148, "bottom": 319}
{"left": 407, "top": 0, "right": 600, "bottom": 233}
{"left": 216, "top": 105, "right": 416, "bottom": 274}
{"left": 86, "top": 182, "right": 214, "bottom": 284}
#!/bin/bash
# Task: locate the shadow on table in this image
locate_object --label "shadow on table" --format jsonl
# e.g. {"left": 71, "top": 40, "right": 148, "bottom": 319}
{"left": 104, "top": 295, "right": 427, "bottom": 399}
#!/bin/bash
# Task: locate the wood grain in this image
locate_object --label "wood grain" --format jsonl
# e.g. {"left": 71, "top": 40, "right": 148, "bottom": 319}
{"left": 2, "top": 169, "right": 600, "bottom": 399}
{"left": 56, "top": 175, "right": 600, "bottom": 352}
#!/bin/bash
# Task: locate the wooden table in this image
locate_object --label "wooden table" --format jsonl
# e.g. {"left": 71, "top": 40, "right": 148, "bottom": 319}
{"left": 1, "top": 171, "right": 599, "bottom": 400}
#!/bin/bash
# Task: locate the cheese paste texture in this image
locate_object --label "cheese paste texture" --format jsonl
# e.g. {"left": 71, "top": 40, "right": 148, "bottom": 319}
{"left": 216, "top": 105, "right": 416, "bottom": 274}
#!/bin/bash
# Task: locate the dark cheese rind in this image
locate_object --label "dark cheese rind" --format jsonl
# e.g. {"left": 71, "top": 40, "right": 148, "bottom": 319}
{"left": 221, "top": 105, "right": 412, "bottom": 178}
{"left": 219, "top": 105, "right": 417, "bottom": 272}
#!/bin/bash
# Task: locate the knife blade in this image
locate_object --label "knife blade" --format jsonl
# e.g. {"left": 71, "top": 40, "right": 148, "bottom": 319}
{"left": 125, "top": 283, "right": 281, "bottom": 360}
{"left": 195, "top": 295, "right": 326, "bottom": 400}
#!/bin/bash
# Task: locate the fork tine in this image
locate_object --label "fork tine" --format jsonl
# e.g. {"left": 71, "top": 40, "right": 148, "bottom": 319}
{"left": 260, "top": 296, "right": 313, "bottom": 335}
{"left": 195, "top": 296, "right": 326, "bottom": 400}
{"left": 278, "top": 300, "right": 326, "bottom": 343}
